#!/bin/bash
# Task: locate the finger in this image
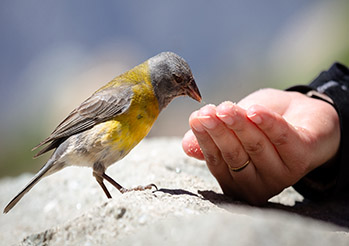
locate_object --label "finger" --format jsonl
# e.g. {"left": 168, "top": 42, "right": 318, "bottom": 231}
{"left": 195, "top": 105, "right": 269, "bottom": 202}
{"left": 196, "top": 103, "right": 252, "bottom": 174}
{"left": 189, "top": 108, "right": 236, "bottom": 193}
{"left": 182, "top": 130, "right": 205, "bottom": 160}
{"left": 216, "top": 102, "right": 287, "bottom": 187}
{"left": 246, "top": 104, "right": 310, "bottom": 176}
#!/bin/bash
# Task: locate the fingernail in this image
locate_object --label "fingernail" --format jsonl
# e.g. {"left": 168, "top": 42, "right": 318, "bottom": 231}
{"left": 216, "top": 113, "right": 234, "bottom": 125}
{"left": 247, "top": 111, "right": 262, "bottom": 124}
{"left": 198, "top": 115, "right": 217, "bottom": 129}
{"left": 191, "top": 120, "right": 205, "bottom": 132}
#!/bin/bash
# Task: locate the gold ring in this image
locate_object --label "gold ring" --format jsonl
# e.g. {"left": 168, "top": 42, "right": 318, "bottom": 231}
{"left": 229, "top": 159, "right": 250, "bottom": 172}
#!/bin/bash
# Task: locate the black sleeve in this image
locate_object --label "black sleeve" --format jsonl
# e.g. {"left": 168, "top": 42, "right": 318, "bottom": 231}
{"left": 286, "top": 63, "right": 349, "bottom": 200}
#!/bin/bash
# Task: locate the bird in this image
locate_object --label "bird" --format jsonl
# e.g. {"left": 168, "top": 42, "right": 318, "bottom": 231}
{"left": 3, "top": 51, "right": 201, "bottom": 213}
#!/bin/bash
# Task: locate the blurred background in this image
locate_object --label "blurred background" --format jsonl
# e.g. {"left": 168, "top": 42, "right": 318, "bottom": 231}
{"left": 0, "top": 0, "right": 348, "bottom": 177}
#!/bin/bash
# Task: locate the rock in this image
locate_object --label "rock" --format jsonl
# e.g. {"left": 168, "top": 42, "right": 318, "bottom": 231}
{"left": 0, "top": 138, "right": 348, "bottom": 245}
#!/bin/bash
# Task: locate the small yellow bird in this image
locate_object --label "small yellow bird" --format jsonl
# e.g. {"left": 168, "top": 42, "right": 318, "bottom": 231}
{"left": 4, "top": 52, "right": 201, "bottom": 213}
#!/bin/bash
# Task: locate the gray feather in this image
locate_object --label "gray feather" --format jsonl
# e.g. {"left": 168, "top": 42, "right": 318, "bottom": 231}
{"left": 3, "top": 159, "right": 55, "bottom": 213}
{"left": 33, "top": 86, "right": 133, "bottom": 157}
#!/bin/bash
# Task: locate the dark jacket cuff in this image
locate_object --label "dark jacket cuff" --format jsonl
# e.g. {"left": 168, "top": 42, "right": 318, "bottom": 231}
{"left": 286, "top": 63, "right": 349, "bottom": 200}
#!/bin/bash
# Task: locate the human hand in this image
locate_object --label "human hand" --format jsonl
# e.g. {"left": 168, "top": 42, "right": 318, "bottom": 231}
{"left": 182, "top": 88, "right": 340, "bottom": 204}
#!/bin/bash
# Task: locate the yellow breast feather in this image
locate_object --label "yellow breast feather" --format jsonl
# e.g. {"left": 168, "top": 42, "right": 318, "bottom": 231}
{"left": 99, "top": 61, "right": 160, "bottom": 154}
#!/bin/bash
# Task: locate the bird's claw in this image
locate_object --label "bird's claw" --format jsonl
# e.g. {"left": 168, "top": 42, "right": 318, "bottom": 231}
{"left": 120, "top": 183, "right": 158, "bottom": 193}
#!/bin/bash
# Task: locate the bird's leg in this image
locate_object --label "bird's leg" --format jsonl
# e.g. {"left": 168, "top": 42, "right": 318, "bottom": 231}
{"left": 93, "top": 172, "right": 112, "bottom": 199}
{"left": 102, "top": 172, "right": 158, "bottom": 193}
{"left": 101, "top": 172, "right": 124, "bottom": 191}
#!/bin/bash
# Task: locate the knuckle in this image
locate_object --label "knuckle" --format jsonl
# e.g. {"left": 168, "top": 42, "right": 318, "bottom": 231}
{"left": 209, "top": 125, "right": 226, "bottom": 138}
{"left": 273, "top": 132, "right": 288, "bottom": 146}
{"left": 204, "top": 152, "right": 222, "bottom": 166}
{"left": 282, "top": 155, "right": 310, "bottom": 180}
{"left": 243, "top": 141, "right": 265, "bottom": 155}
{"left": 262, "top": 117, "right": 275, "bottom": 131}
{"left": 221, "top": 149, "right": 242, "bottom": 164}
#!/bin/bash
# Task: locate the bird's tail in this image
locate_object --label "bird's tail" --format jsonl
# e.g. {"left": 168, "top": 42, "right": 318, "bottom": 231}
{"left": 3, "top": 159, "right": 56, "bottom": 213}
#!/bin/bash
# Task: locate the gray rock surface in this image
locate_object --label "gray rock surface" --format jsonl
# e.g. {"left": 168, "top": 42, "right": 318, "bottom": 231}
{"left": 0, "top": 138, "right": 348, "bottom": 245}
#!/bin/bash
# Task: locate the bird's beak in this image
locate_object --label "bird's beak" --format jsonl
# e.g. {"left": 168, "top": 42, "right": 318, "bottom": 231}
{"left": 186, "top": 79, "right": 202, "bottom": 102}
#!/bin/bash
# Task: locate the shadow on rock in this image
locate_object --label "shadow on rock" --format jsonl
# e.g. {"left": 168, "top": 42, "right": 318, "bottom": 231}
{"left": 155, "top": 188, "right": 199, "bottom": 197}
{"left": 198, "top": 190, "right": 349, "bottom": 229}
{"left": 198, "top": 190, "right": 246, "bottom": 205}
{"left": 268, "top": 198, "right": 349, "bottom": 229}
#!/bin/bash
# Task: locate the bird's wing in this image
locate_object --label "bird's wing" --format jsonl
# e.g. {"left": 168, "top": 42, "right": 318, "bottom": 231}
{"left": 33, "top": 85, "right": 133, "bottom": 157}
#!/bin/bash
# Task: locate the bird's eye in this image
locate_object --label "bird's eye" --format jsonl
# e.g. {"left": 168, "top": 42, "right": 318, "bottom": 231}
{"left": 172, "top": 74, "right": 183, "bottom": 84}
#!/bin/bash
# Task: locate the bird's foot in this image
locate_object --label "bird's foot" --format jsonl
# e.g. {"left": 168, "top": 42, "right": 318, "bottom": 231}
{"left": 98, "top": 172, "right": 158, "bottom": 197}
{"left": 119, "top": 184, "right": 158, "bottom": 193}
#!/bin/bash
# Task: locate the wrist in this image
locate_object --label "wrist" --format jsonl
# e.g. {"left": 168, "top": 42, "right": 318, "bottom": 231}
{"left": 286, "top": 62, "right": 349, "bottom": 199}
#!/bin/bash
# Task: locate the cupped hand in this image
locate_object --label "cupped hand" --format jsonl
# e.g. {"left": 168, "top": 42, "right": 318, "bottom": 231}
{"left": 182, "top": 88, "right": 340, "bottom": 204}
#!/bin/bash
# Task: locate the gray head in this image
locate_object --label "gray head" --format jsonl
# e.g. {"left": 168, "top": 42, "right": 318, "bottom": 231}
{"left": 148, "top": 52, "right": 201, "bottom": 111}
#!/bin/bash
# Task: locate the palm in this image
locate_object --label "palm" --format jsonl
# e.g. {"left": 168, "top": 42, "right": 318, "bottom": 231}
{"left": 239, "top": 89, "right": 339, "bottom": 170}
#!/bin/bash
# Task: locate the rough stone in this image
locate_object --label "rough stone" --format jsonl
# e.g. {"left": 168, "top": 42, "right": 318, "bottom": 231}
{"left": 0, "top": 138, "right": 348, "bottom": 245}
